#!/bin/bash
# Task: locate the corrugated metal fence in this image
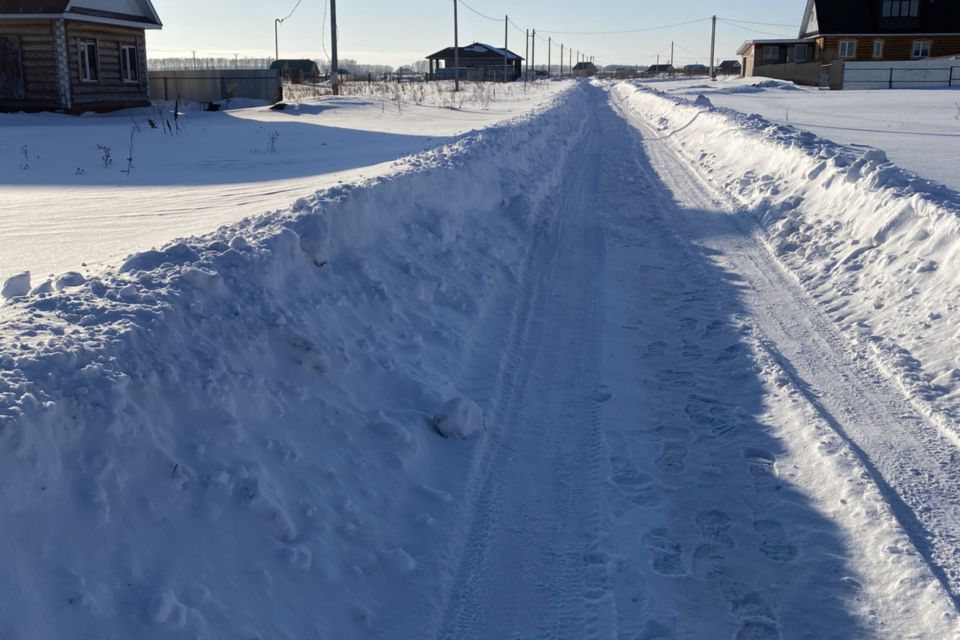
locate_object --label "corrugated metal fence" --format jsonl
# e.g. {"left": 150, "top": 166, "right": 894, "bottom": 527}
{"left": 148, "top": 69, "right": 283, "bottom": 104}
{"left": 842, "top": 60, "right": 960, "bottom": 90}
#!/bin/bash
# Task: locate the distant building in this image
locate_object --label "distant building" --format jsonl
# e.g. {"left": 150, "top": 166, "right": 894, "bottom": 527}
{"left": 683, "top": 64, "right": 709, "bottom": 75}
{"left": 0, "top": 0, "right": 162, "bottom": 113}
{"left": 572, "top": 61, "right": 597, "bottom": 77}
{"left": 646, "top": 64, "right": 675, "bottom": 75}
{"left": 716, "top": 59, "right": 742, "bottom": 75}
{"left": 269, "top": 59, "right": 320, "bottom": 84}
{"left": 426, "top": 42, "right": 523, "bottom": 82}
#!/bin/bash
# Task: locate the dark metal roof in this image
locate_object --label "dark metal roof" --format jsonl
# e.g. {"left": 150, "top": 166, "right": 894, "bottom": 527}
{"left": 801, "top": 0, "right": 960, "bottom": 37}
{"left": 427, "top": 42, "right": 523, "bottom": 61}
{"left": 0, "top": 0, "right": 161, "bottom": 26}
{"left": 270, "top": 59, "right": 320, "bottom": 73}
{"left": 0, "top": 0, "right": 69, "bottom": 13}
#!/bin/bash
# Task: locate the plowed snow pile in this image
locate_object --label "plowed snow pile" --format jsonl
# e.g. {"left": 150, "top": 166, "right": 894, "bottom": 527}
{"left": 614, "top": 81, "right": 960, "bottom": 437}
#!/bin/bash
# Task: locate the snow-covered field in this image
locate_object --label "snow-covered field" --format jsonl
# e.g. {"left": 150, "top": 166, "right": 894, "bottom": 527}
{"left": 3, "top": 76, "right": 960, "bottom": 638}
{"left": 653, "top": 76, "right": 960, "bottom": 192}
{"left": 0, "top": 80, "right": 567, "bottom": 281}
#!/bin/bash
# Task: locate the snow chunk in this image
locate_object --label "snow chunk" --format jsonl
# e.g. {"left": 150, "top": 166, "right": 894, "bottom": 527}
{"left": 693, "top": 94, "right": 713, "bottom": 108}
{"left": 54, "top": 271, "right": 86, "bottom": 290}
{"left": 2, "top": 272, "right": 30, "bottom": 300}
{"left": 432, "top": 397, "right": 485, "bottom": 439}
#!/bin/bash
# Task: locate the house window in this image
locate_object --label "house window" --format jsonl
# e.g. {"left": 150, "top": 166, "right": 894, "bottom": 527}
{"left": 78, "top": 40, "right": 98, "bottom": 82}
{"left": 838, "top": 40, "right": 857, "bottom": 58}
{"left": 763, "top": 46, "right": 779, "bottom": 62}
{"left": 882, "top": 0, "right": 919, "bottom": 17}
{"left": 912, "top": 40, "right": 931, "bottom": 58}
{"left": 120, "top": 44, "right": 139, "bottom": 82}
{"left": 873, "top": 40, "right": 884, "bottom": 58}
{"left": 795, "top": 43, "right": 809, "bottom": 63}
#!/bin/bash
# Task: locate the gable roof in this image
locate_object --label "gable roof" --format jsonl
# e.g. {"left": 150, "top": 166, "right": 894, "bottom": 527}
{"left": 427, "top": 42, "right": 523, "bottom": 61}
{"left": 800, "top": 0, "right": 960, "bottom": 37}
{"left": 0, "top": 0, "right": 161, "bottom": 27}
{"left": 270, "top": 59, "right": 320, "bottom": 73}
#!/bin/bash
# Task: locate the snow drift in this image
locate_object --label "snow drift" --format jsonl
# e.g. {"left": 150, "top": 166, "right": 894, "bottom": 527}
{"left": 0, "top": 84, "right": 586, "bottom": 639}
{"left": 613, "top": 81, "right": 960, "bottom": 438}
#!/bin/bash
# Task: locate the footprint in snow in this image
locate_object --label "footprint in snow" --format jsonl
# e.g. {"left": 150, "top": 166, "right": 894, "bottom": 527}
{"left": 641, "top": 528, "right": 685, "bottom": 576}
{"left": 655, "top": 442, "right": 688, "bottom": 474}
{"left": 754, "top": 520, "right": 798, "bottom": 563}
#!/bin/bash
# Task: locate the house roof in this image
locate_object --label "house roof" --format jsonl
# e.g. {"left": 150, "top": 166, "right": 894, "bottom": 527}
{"left": 800, "top": 0, "right": 960, "bottom": 37}
{"left": 0, "top": 0, "right": 161, "bottom": 28}
{"left": 270, "top": 59, "right": 319, "bottom": 73}
{"left": 426, "top": 42, "right": 523, "bottom": 61}
{"left": 736, "top": 39, "right": 808, "bottom": 56}
{"left": 573, "top": 61, "right": 596, "bottom": 69}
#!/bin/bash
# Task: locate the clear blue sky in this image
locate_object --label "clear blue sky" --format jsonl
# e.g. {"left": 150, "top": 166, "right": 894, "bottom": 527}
{"left": 146, "top": 0, "right": 804, "bottom": 67}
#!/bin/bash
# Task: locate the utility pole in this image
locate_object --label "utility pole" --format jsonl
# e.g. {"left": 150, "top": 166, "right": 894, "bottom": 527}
{"left": 568, "top": 48, "right": 572, "bottom": 72}
{"left": 274, "top": 19, "right": 280, "bottom": 60}
{"left": 548, "top": 37, "right": 551, "bottom": 77}
{"left": 560, "top": 43, "right": 564, "bottom": 75}
{"left": 531, "top": 29, "right": 536, "bottom": 79}
{"left": 453, "top": 0, "right": 460, "bottom": 91}
{"left": 671, "top": 41, "right": 674, "bottom": 68}
{"left": 709, "top": 15, "right": 717, "bottom": 80}
{"left": 330, "top": 0, "right": 339, "bottom": 95}
{"left": 192, "top": 50, "right": 197, "bottom": 69}
{"left": 504, "top": 15, "right": 509, "bottom": 82}
{"left": 525, "top": 29, "right": 529, "bottom": 81}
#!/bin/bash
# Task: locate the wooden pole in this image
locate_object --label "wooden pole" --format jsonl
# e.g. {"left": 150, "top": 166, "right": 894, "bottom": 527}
{"left": 709, "top": 15, "right": 717, "bottom": 80}
{"left": 453, "top": 0, "right": 460, "bottom": 92}
{"left": 330, "top": 0, "right": 339, "bottom": 95}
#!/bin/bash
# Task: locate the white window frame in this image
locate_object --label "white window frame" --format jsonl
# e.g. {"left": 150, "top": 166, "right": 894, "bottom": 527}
{"left": 873, "top": 39, "right": 884, "bottom": 59}
{"left": 120, "top": 44, "right": 139, "bottom": 83}
{"left": 794, "top": 43, "right": 809, "bottom": 63}
{"left": 838, "top": 40, "right": 857, "bottom": 59}
{"left": 78, "top": 39, "right": 98, "bottom": 82}
{"left": 912, "top": 40, "right": 931, "bottom": 58}
{"left": 882, "top": 0, "right": 919, "bottom": 17}
{"left": 763, "top": 45, "right": 779, "bottom": 62}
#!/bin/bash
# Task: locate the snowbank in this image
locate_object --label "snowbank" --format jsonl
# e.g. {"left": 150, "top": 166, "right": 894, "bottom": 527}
{"left": 613, "top": 81, "right": 960, "bottom": 437}
{"left": 0, "top": 84, "right": 587, "bottom": 638}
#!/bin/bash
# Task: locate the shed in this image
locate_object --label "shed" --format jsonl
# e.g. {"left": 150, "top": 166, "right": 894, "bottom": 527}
{"left": 269, "top": 58, "right": 319, "bottom": 84}
{"left": 0, "top": 0, "right": 162, "bottom": 112}
{"left": 426, "top": 42, "right": 522, "bottom": 82}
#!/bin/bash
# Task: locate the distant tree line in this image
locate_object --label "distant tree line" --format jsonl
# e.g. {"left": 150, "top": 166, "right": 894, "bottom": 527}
{"left": 147, "top": 57, "right": 431, "bottom": 75}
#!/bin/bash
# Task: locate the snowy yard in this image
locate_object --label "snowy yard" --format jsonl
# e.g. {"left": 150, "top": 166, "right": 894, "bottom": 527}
{"left": 0, "top": 80, "right": 567, "bottom": 280}
{"left": 2, "top": 77, "right": 960, "bottom": 639}
{"left": 654, "top": 76, "right": 960, "bottom": 192}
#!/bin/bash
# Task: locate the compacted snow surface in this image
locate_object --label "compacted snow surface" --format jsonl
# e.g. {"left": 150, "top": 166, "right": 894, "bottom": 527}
{"left": 2, "top": 78, "right": 960, "bottom": 638}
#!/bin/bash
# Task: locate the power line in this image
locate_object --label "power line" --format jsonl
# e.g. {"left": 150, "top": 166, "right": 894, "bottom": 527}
{"left": 535, "top": 17, "right": 710, "bottom": 36}
{"left": 278, "top": 0, "right": 304, "bottom": 24}
{"left": 459, "top": 0, "right": 501, "bottom": 22}
{"left": 718, "top": 19, "right": 795, "bottom": 38}
{"left": 721, "top": 17, "right": 798, "bottom": 28}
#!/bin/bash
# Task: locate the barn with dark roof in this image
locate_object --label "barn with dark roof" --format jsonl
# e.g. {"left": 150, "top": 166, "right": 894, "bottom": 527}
{"left": 0, "top": 0, "right": 162, "bottom": 112}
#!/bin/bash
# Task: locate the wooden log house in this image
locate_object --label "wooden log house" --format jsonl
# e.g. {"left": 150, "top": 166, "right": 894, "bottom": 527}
{"left": 0, "top": 0, "right": 162, "bottom": 113}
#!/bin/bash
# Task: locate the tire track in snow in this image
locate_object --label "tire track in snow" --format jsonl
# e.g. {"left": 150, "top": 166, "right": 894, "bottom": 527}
{"left": 433, "top": 90, "right": 616, "bottom": 640}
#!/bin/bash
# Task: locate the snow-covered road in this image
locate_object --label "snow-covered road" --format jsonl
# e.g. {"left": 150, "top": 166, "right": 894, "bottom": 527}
{"left": 430, "top": 83, "right": 959, "bottom": 638}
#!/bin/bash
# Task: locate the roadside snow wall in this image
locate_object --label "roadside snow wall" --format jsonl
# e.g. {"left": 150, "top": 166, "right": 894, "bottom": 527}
{"left": 612, "top": 81, "right": 960, "bottom": 437}
{"left": 0, "top": 85, "right": 587, "bottom": 639}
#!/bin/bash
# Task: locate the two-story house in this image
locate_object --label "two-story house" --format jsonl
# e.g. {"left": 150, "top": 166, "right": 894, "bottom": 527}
{"left": 738, "top": 0, "right": 960, "bottom": 88}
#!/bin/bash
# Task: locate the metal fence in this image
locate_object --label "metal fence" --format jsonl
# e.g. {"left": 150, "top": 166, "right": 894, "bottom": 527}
{"left": 842, "top": 60, "right": 960, "bottom": 90}
{"left": 148, "top": 69, "right": 282, "bottom": 104}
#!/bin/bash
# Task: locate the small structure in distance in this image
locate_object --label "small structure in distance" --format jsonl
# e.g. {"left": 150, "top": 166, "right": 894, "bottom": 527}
{"left": 269, "top": 59, "right": 320, "bottom": 84}
{"left": 426, "top": 42, "right": 523, "bottom": 82}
